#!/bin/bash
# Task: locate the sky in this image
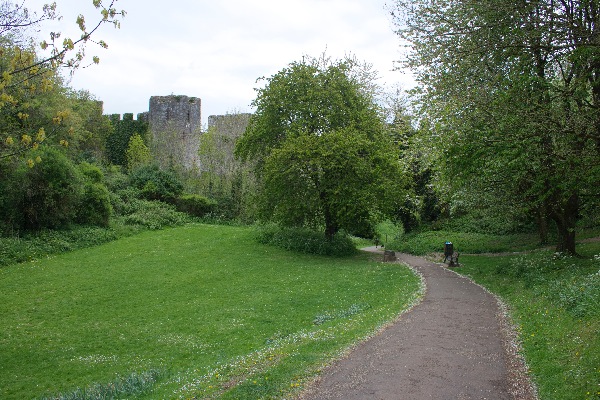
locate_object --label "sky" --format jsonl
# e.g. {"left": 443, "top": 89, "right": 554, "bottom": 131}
{"left": 25, "top": 0, "right": 413, "bottom": 126}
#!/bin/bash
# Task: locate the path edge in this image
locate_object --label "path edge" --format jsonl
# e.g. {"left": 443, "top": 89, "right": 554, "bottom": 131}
{"left": 296, "top": 250, "right": 427, "bottom": 400}
{"left": 442, "top": 265, "right": 540, "bottom": 400}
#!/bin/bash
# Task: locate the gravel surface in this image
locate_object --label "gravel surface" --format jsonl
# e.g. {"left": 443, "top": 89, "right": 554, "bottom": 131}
{"left": 299, "top": 250, "right": 538, "bottom": 400}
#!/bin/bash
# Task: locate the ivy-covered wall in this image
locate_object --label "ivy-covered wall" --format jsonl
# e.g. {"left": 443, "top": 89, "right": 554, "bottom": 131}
{"left": 105, "top": 113, "right": 149, "bottom": 166}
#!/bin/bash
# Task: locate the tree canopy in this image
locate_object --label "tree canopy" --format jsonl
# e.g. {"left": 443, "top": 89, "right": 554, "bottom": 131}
{"left": 0, "top": 0, "right": 124, "bottom": 162}
{"left": 0, "top": 1, "right": 124, "bottom": 233}
{"left": 236, "top": 56, "right": 409, "bottom": 238}
{"left": 393, "top": 0, "right": 600, "bottom": 254}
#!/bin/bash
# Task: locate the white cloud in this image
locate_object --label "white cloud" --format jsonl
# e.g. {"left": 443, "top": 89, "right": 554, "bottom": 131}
{"left": 25, "top": 0, "right": 413, "bottom": 124}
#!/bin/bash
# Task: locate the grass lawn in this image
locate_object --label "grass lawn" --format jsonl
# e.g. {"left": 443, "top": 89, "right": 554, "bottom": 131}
{"left": 457, "top": 242, "right": 600, "bottom": 400}
{"left": 0, "top": 223, "right": 421, "bottom": 399}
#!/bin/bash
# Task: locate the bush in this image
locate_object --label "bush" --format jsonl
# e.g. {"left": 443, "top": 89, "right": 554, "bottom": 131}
{"left": 255, "top": 224, "right": 357, "bottom": 257}
{"left": 129, "top": 164, "right": 183, "bottom": 203}
{"left": 554, "top": 269, "right": 600, "bottom": 318}
{"left": 121, "top": 200, "right": 189, "bottom": 230}
{"left": 74, "top": 162, "right": 112, "bottom": 227}
{"left": 4, "top": 147, "right": 82, "bottom": 231}
{"left": 175, "top": 194, "right": 217, "bottom": 217}
{"left": 104, "top": 165, "right": 130, "bottom": 191}
{"left": 77, "top": 183, "right": 112, "bottom": 227}
{"left": 78, "top": 162, "right": 105, "bottom": 184}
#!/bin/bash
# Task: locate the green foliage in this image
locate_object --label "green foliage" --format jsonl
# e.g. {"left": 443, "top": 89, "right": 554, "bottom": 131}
{"left": 255, "top": 224, "right": 358, "bottom": 257}
{"left": 0, "top": 1, "right": 124, "bottom": 164}
{"left": 3, "top": 147, "right": 82, "bottom": 231}
{"left": 121, "top": 200, "right": 189, "bottom": 230}
{"left": 0, "top": 199, "right": 194, "bottom": 267}
{"left": 374, "top": 219, "right": 404, "bottom": 247}
{"left": 128, "top": 164, "right": 184, "bottom": 202}
{"left": 237, "top": 55, "right": 410, "bottom": 237}
{"left": 175, "top": 194, "right": 217, "bottom": 217}
{"left": 77, "top": 161, "right": 104, "bottom": 184}
{"left": 103, "top": 164, "right": 130, "bottom": 191}
{"left": 106, "top": 114, "right": 149, "bottom": 166}
{"left": 66, "top": 90, "right": 114, "bottom": 163}
{"left": 0, "top": 225, "right": 122, "bottom": 266}
{"left": 125, "top": 132, "right": 151, "bottom": 171}
{"left": 495, "top": 251, "right": 600, "bottom": 319}
{"left": 108, "top": 187, "right": 142, "bottom": 216}
{"left": 77, "top": 182, "right": 112, "bottom": 227}
{"left": 436, "top": 210, "right": 534, "bottom": 236}
{"left": 0, "top": 153, "right": 114, "bottom": 231}
{"left": 393, "top": 0, "right": 600, "bottom": 254}
{"left": 554, "top": 269, "right": 600, "bottom": 319}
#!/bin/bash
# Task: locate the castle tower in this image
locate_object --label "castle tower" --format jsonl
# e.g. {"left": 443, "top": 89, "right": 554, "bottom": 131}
{"left": 149, "top": 95, "right": 202, "bottom": 169}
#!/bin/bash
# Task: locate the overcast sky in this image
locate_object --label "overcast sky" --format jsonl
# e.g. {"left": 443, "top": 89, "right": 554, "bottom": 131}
{"left": 26, "top": 0, "right": 413, "bottom": 126}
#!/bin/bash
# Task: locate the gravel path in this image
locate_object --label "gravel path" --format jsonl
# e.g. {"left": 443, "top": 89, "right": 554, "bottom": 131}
{"left": 299, "top": 249, "right": 537, "bottom": 400}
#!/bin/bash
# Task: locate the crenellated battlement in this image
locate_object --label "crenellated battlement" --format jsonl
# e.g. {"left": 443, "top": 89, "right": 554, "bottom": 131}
{"left": 110, "top": 95, "right": 250, "bottom": 170}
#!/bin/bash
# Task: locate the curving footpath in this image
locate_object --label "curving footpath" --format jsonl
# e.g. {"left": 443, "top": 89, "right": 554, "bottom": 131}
{"left": 300, "top": 249, "right": 537, "bottom": 400}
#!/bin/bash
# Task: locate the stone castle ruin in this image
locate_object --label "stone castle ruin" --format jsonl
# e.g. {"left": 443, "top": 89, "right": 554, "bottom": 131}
{"left": 146, "top": 95, "right": 202, "bottom": 169}
{"left": 114, "top": 95, "right": 250, "bottom": 170}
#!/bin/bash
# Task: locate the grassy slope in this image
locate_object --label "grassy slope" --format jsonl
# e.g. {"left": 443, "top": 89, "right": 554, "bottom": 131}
{"left": 458, "top": 245, "right": 600, "bottom": 400}
{"left": 0, "top": 224, "right": 421, "bottom": 399}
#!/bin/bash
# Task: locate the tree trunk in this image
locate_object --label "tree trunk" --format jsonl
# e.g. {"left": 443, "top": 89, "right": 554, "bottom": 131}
{"left": 321, "top": 192, "right": 338, "bottom": 239}
{"left": 536, "top": 204, "right": 549, "bottom": 245}
{"left": 550, "top": 193, "right": 579, "bottom": 255}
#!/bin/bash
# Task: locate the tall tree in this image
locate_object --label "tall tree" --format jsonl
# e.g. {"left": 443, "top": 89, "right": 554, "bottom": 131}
{"left": 393, "top": 0, "right": 600, "bottom": 254}
{"left": 236, "top": 56, "right": 409, "bottom": 237}
{"left": 0, "top": 0, "right": 124, "bottom": 161}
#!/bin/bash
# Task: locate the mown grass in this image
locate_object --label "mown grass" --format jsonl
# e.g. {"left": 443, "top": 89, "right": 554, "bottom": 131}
{"left": 455, "top": 243, "right": 600, "bottom": 400}
{"left": 0, "top": 224, "right": 421, "bottom": 399}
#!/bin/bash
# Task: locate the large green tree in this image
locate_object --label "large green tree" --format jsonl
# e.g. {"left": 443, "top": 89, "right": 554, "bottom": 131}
{"left": 236, "top": 56, "right": 408, "bottom": 237}
{"left": 393, "top": 0, "right": 600, "bottom": 254}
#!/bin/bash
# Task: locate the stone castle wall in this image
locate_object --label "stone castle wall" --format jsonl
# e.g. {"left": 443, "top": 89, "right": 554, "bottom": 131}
{"left": 112, "top": 95, "right": 250, "bottom": 170}
{"left": 208, "top": 113, "right": 252, "bottom": 139}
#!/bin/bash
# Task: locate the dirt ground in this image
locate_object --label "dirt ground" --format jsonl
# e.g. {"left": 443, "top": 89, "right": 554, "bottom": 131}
{"left": 298, "top": 249, "right": 538, "bottom": 400}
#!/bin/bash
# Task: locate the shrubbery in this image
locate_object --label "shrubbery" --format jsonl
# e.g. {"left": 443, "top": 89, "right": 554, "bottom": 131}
{"left": 175, "top": 194, "right": 217, "bottom": 217}
{"left": 255, "top": 224, "right": 357, "bottom": 257}
{"left": 0, "top": 226, "right": 121, "bottom": 266}
{"left": 76, "top": 162, "right": 112, "bottom": 227}
{"left": 77, "top": 182, "right": 112, "bottom": 227}
{"left": 1, "top": 148, "right": 82, "bottom": 231}
{"left": 129, "top": 164, "right": 184, "bottom": 202}
{"left": 0, "top": 149, "right": 115, "bottom": 233}
{"left": 78, "top": 161, "right": 105, "bottom": 184}
{"left": 121, "top": 200, "right": 190, "bottom": 230}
